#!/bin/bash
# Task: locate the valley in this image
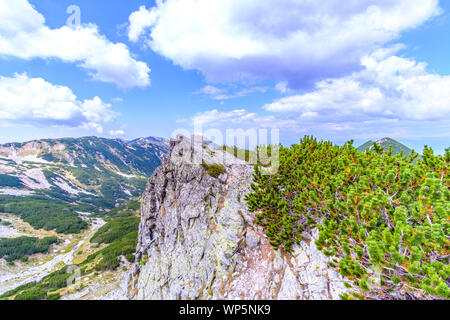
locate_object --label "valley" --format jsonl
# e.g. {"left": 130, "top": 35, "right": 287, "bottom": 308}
{"left": 0, "top": 200, "right": 140, "bottom": 300}
{"left": 0, "top": 136, "right": 168, "bottom": 300}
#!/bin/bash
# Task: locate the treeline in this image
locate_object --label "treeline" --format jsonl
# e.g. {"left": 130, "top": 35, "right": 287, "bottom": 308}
{"left": 0, "top": 236, "right": 59, "bottom": 262}
{"left": 0, "top": 200, "right": 88, "bottom": 234}
{"left": 83, "top": 216, "right": 140, "bottom": 270}
{"left": 0, "top": 200, "right": 142, "bottom": 300}
{"left": 218, "top": 145, "right": 273, "bottom": 166}
{"left": 0, "top": 174, "right": 24, "bottom": 188}
{"left": 68, "top": 166, "right": 147, "bottom": 209}
{"left": 94, "top": 199, "right": 140, "bottom": 221}
{"left": 246, "top": 136, "right": 449, "bottom": 300}
{"left": 91, "top": 215, "right": 139, "bottom": 244}
{"left": 0, "top": 265, "right": 72, "bottom": 300}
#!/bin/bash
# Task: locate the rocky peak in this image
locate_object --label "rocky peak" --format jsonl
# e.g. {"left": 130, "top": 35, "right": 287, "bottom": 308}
{"left": 130, "top": 135, "right": 350, "bottom": 300}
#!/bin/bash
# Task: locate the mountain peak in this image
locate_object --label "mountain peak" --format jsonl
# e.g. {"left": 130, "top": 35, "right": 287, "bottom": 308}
{"left": 358, "top": 137, "right": 412, "bottom": 155}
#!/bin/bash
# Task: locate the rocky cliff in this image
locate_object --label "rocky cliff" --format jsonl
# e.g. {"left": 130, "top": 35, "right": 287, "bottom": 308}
{"left": 129, "top": 135, "right": 350, "bottom": 300}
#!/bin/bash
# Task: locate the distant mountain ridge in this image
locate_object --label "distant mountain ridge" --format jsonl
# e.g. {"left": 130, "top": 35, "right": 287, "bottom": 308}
{"left": 0, "top": 136, "right": 169, "bottom": 209}
{"left": 128, "top": 136, "right": 168, "bottom": 147}
{"left": 357, "top": 137, "right": 412, "bottom": 155}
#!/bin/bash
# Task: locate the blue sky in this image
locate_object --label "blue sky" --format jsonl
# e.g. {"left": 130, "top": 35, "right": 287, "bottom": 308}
{"left": 0, "top": 0, "right": 449, "bottom": 154}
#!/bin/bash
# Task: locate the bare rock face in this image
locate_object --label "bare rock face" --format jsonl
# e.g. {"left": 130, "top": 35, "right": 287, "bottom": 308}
{"left": 130, "top": 135, "right": 349, "bottom": 300}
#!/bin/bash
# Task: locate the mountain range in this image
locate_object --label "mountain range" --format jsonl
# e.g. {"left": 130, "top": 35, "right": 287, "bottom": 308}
{"left": 0, "top": 136, "right": 169, "bottom": 209}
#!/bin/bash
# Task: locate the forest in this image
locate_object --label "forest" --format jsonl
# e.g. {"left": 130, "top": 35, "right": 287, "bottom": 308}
{"left": 0, "top": 236, "right": 59, "bottom": 262}
{"left": 0, "top": 200, "right": 88, "bottom": 234}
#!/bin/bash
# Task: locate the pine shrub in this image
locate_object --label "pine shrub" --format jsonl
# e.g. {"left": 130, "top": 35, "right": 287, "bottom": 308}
{"left": 245, "top": 136, "right": 449, "bottom": 300}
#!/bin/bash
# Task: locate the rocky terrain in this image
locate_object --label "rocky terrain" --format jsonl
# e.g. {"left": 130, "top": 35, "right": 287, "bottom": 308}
{"left": 2, "top": 134, "right": 439, "bottom": 300}
{"left": 129, "top": 135, "right": 350, "bottom": 300}
{"left": 0, "top": 214, "right": 105, "bottom": 296}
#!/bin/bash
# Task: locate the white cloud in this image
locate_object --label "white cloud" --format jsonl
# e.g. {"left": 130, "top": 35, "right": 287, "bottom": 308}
{"left": 192, "top": 109, "right": 254, "bottom": 126}
{"left": 108, "top": 129, "right": 125, "bottom": 136}
{"left": 0, "top": 0, "right": 150, "bottom": 88}
{"left": 264, "top": 52, "right": 450, "bottom": 122}
{"left": 195, "top": 85, "right": 268, "bottom": 100}
{"left": 112, "top": 97, "right": 124, "bottom": 103}
{"left": 128, "top": 5, "right": 159, "bottom": 43}
{"left": 187, "top": 51, "right": 450, "bottom": 143}
{"left": 275, "top": 82, "right": 291, "bottom": 94}
{"left": 127, "top": 0, "right": 440, "bottom": 87}
{"left": 81, "top": 122, "right": 104, "bottom": 134}
{"left": 0, "top": 73, "right": 118, "bottom": 132}
{"left": 190, "top": 109, "right": 296, "bottom": 129}
{"left": 197, "top": 85, "right": 226, "bottom": 99}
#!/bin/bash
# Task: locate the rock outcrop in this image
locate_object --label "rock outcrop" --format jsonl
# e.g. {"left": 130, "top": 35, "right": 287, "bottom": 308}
{"left": 130, "top": 135, "right": 350, "bottom": 300}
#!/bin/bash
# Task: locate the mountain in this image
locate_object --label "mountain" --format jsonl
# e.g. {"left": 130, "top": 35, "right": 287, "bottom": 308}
{"left": 0, "top": 136, "right": 169, "bottom": 209}
{"left": 357, "top": 137, "right": 412, "bottom": 155}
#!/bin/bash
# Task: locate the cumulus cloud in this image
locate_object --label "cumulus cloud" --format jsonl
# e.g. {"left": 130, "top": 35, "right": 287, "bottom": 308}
{"left": 127, "top": 0, "right": 440, "bottom": 88}
{"left": 0, "top": 73, "right": 118, "bottom": 132}
{"left": 264, "top": 52, "right": 450, "bottom": 122}
{"left": 128, "top": 5, "right": 159, "bottom": 43}
{"left": 0, "top": 0, "right": 150, "bottom": 88}
{"left": 187, "top": 51, "right": 450, "bottom": 143}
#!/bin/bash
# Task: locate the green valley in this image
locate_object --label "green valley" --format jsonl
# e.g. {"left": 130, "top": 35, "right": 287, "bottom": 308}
{"left": 0, "top": 200, "right": 141, "bottom": 300}
{"left": 0, "top": 136, "right": 168, "bottom": 300}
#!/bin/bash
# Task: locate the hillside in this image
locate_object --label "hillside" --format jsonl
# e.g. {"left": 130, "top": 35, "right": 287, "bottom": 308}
{"left": 0, "top": 136, "right": 169, "bottom": 209}
{"left": 0, "top": 200, "right": 141, "bottom": 300}
{"left": 357, "top": 137, "right": 412, "bottom": 155}
{"left": 0, "top": 135, "right": 168, "bottom": 299}
{"left": 2, "top": 135, "right": 448, "bottom": 301}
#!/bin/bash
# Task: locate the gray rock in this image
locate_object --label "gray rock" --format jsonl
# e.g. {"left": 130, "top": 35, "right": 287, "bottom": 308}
{"left": 129, "top": 135, "right": 351, "bottom": 300}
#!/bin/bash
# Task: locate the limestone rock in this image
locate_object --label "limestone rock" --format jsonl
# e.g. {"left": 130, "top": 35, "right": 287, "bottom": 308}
{"left": 130, "top": 135, "right": 350, "bottom": 300}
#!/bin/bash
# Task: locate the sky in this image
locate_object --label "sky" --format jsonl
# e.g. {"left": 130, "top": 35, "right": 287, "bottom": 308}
{"left": 0, "top": 0, "right": 449, "bottom": 154}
